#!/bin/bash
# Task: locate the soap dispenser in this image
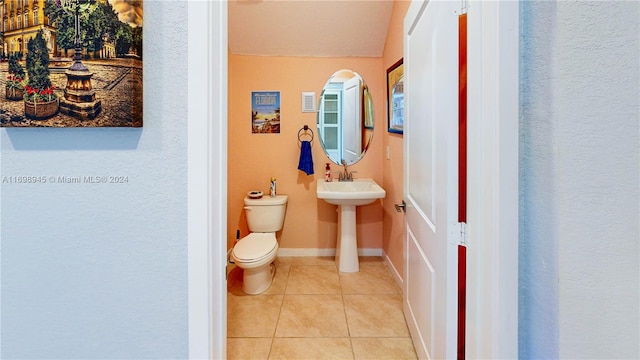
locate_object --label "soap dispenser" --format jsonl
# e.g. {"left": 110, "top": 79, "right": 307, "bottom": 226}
{"left": 325, "top": 163, "right": 332, "bottom": 182}
{"left": 270, "top": 177, "right": 277, "bottom": 197}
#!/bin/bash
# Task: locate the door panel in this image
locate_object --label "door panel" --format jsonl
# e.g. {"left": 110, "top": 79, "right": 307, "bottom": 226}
{"left": 342, "top": 76, "right": 362, "bottom": 163}
{"left": 404, "top": 0, "right": 459, "bottom": 359}
{"left": 406, "top": 227, "right": 435, "bottom": 356}
{"left": 406, "top": 32, "right": 435, "bottom": 223}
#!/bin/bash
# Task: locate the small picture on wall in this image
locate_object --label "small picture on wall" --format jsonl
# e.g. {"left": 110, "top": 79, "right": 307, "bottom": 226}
{"left": 1, "top": 0, "right": 143, "bottom": 127}
{"left": 387, "top": 59, "right": 404, "bottom": 134}
{"left": 251, "top": 91, "right": 280, "bottom": 134}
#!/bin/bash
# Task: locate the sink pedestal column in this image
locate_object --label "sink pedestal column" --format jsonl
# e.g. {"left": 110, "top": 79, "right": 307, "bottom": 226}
{"left": 335, "top": 205, "right": 359, "bottom": 272}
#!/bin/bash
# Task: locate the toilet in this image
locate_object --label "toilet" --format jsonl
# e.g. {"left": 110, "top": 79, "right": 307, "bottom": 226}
{"left": 232, "top": 194, "right": 288, "bottom": 295}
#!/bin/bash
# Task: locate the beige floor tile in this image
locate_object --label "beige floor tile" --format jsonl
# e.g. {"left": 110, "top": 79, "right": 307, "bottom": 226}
{"left": 227, "top": 265, "right": 243, "bottom": 292}
{"left": 227, "top": 338, "right": 273, "bottom": 360}
{"left": 351, "top": 338, "right": 417, "bottom": 360}
{"left": 275, "top": 295, "right": 349, "bottom": 337}
{"left": 227, "top": 294, "right": 284, "bottom": 337}
{"left": 227, "top": 271, "right": 245, "bottom": 296}
{"left": 286, "top": 265, "right": 341, "bottom": 294}
{"left": 269, "top": 338, "right": 354, "bottom": 360}
{"left": 339, "top": 264, "right": 400, "bottom": 295}
{"left": 290, "top": 256, "right": 337, "bottom": 266}
{"left": 344, "top": 294, "right": 409, "bottom": 337}
{"left": 275, "top": 257, "right": 294, "bottom": 266}
{"left": 358, "top": 256, "right": 385, "bottom": 264}
{"left": 227, "top": 256, "right": 418, "bottom": 360}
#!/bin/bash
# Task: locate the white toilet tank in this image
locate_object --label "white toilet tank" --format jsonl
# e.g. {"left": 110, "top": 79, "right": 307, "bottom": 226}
{"left": 244, "top": 194, "right": 288, "bottom": 232}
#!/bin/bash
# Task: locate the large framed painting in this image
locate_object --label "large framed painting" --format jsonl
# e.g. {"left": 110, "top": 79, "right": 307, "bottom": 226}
{"left": 1, "top": 0, "right": 143, "bottom": 127}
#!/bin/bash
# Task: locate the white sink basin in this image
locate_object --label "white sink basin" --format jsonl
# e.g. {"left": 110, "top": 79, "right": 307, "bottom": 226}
{"left": 316, "top": 178, "right": 386, "bottom": 206}
{"left": 316, "top": 178, "right": 386, "bottom": 273}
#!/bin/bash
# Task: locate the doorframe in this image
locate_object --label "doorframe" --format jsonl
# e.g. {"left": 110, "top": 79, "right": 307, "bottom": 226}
{"left": 187, "top": 1, "right": 227, "bottom": 359}
{"left": 186, "top": 0, "right": 519, "bottom": 358}
{"left": 466, "top": 1, "right": 519, "bottom": 358}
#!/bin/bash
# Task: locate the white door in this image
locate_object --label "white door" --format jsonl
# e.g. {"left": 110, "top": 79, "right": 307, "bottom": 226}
{"left": 342, "top": 76, "right": 362, "bottom": 163}
{"left": 403, "top": 0, "right": 459, "bottom": 358}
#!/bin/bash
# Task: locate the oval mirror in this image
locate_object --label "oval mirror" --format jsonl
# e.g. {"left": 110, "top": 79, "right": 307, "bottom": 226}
{"left": 317, "top": 69, "right": 374, "bottom": 165}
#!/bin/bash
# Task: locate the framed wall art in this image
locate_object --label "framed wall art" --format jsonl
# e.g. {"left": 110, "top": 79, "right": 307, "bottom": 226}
{"left": 1, "top": 0, "right": 143, "bottom": 127}
{"left": 387, "top": 58, "right": 404, "bottom": 134}
{"left": 251, "top": 91, "right": 280, "bottom": 134}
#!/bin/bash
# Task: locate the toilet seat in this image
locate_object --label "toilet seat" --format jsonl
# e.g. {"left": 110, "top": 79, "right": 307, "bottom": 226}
{"left": 232, "top": 233, "right": 278, "bottom": 264}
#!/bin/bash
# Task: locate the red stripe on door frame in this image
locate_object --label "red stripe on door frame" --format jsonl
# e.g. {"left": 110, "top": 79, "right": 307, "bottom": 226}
{"left": 457, "top": 12, "right": 467, "bottom": 360}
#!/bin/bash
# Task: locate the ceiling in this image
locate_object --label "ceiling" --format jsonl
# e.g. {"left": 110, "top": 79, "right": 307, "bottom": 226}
{"left": 228, "top": 0, "right": 394, "bottom": 58}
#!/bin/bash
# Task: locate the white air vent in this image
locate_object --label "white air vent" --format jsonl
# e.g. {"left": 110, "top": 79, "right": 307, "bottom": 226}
{"left": 302, "top": 92, "right": 316, "bottom": 112}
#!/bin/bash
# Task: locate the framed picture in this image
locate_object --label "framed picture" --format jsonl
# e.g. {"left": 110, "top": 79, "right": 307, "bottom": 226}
{"left": 387, "top": 59, "right": 404, "bottom": 134}
{"left": 0, "top": 0, "right": 143, "bottom": 127}
{"left": 251, "top": 91, "right": 281, "bottom": 134}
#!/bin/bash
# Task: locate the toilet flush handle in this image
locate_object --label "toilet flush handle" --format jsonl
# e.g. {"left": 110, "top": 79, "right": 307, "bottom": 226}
{"left": 243, "top": 206, "right": 252, "bottom": 211}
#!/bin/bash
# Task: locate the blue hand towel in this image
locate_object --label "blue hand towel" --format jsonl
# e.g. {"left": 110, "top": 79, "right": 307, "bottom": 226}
{"left": 297, "top": 140, "right": 314, "bottom": 175}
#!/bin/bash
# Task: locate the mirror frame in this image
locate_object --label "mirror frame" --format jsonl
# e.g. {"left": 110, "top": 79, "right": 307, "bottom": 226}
{"left": 387, "top": 58, "right": 404, "bottom": 134}
{"left": 317, "top": 69, "right": 374, "bottom": 166}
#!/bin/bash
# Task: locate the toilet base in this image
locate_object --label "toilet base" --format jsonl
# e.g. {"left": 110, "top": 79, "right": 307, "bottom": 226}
{"left": 242, "top": 262, "right": 276, "bottom": 295}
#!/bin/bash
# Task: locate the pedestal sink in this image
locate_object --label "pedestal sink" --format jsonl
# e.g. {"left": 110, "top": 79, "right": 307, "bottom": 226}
{"left": 316, "top": 179, "right": 386, "bottom": 272}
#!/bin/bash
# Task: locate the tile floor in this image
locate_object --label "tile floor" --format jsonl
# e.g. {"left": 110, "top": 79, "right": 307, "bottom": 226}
{"left": 227, "top": 256, "right": 418, "bottom": 360}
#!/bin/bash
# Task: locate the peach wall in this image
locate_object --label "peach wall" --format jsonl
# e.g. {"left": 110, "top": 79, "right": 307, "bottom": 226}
{"left": 227, "top": 55, "right": 385, "bottom": 252}
{"left": 381, "top": 0, "right": 410, "bottom": 277}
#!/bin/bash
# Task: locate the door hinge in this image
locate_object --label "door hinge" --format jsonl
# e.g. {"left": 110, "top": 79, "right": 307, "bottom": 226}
{"left": 461, "top": 0, "right": 469, "bottom": 14}
{"left": 453, "top": 222, "right": 468, "bottom": 246}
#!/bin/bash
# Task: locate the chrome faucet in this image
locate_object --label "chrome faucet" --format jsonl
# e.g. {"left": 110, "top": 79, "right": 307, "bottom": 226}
{"left": 338, "top": 159, "right": 354, "bottom": 181}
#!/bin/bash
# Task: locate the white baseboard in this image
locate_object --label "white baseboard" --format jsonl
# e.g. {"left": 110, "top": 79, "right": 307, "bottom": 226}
{"left": 277, "top": 248, "right": 382, "bottom": 257}
{"left": 382, "top": 250, "right": 404, "bottom": 289}
{"left": 277, "top": 248, "right": 335, "bottom": 257}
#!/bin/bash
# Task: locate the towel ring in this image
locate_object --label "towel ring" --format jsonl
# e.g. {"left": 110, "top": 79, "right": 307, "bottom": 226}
{"left": 298, "top": 125, "right": 314, "bottom": 143}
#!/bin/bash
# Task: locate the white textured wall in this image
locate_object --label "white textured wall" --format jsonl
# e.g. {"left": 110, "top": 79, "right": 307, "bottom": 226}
{"left": 519, "top": 1, "right": 559, "bottom": 357}
{"left": 520, "top": 1, "right": 639, "bottom": 358}
{"left": 0, "top": 2, "right": 189, "bottom": 358}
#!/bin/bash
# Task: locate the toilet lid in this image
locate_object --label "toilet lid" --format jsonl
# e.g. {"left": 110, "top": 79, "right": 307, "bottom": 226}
{"left": 233, "top": 233, "right": 277, "bottom": 262}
